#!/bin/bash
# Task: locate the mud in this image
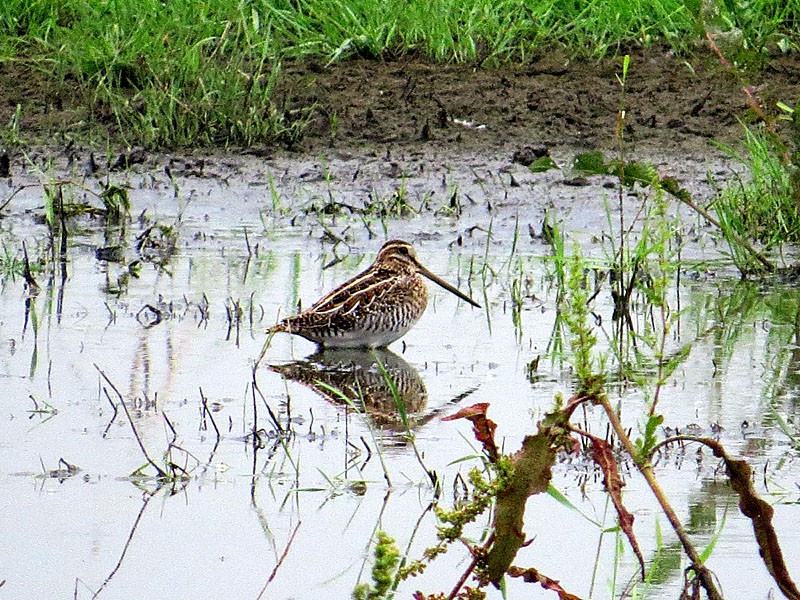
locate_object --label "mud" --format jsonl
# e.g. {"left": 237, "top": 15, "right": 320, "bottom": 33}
{"left": 286, "top": 49, "right": 800, "bottom": 155}
{"left": 3, "top": 48, "right": 800, "bottom": 159}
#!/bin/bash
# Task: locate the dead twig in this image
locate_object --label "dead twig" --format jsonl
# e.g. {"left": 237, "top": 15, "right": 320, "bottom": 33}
{"left": 256, "top": 521, "right": 302, "bottom": 599}
{"left": 94, "top": 364, "right": 167, "bottom": 478}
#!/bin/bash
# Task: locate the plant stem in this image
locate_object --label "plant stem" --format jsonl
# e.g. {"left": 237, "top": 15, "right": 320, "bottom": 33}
{"left": 94, "top": 364, "right": 167, "bottom": 478}
{"left": 597, "top": 395, "right": 723, "bottom": 600}
{"left": 667, "top": 189, "right": 773, "bottom": 271}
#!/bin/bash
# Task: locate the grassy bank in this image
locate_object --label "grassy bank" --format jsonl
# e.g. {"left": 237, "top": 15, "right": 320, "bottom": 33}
{"left": 0, "top": 0, "right": 799, "bottom": 147}
{"left": 0, "top": 0, "right": 800, "bottom": 147}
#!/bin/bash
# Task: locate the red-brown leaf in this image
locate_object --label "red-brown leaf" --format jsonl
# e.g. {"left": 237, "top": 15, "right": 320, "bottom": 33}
{"left": 588, "top": 435, "right": 645, "bottom": 579}
{"left": 507, "top": 566, "right": 584, "bottom": 600}
{"left": 443, "top": 403, "right": 499, "bottom": 460}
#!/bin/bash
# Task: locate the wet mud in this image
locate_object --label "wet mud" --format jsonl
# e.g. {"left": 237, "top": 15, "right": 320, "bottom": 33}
{"left": 285, "top": 49, "right": 800, "bottom": 155}
{"left": 4, "top": 48, "right": 800, "bottom": 158}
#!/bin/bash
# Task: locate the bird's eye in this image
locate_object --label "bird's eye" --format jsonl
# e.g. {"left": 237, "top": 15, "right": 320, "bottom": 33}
{"left": 398, "top": 247, "right": 409, "bottom": 255}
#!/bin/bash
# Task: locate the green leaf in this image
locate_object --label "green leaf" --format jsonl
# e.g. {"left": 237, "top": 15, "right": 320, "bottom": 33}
{"left": 624, "top": 160, "right": 658, "bottom": 186}
{"left": 546, "top": 483, "right": 578, "bottom": 511}
{"left": 528, "top": 155, "right": 559, "bottom": 173}
{"left": 573, "top": 151, "right": 610, "bottom": 175}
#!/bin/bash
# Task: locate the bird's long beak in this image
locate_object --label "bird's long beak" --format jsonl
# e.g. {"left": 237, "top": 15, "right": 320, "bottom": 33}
{"left": 416, "top": 264, "right": 481, "bottom": 308}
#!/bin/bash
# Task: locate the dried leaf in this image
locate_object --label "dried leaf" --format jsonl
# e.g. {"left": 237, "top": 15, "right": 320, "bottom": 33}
{"left": 443, "top": 403, "right": 499, "bottom": 460}
{"left": 700, "top": 438, "right": 800, "bottom": 600}
{"left": 588, "top": 435, "right": 645, "bottom": 579}
{"left": 507, "top": 566, "right": 584, "bottom": 600}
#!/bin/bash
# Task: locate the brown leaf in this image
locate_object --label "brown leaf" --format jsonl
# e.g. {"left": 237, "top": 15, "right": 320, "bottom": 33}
{"left": 507, "top": 566, "right": 585, "bottom": 600}
{"left": 443, "top": 403, "right": 499, "bottom": 460}
{"left": 699, "top": 438, "right": 800, "bottom": 600}
{"left": 588, "top": 435, "right": 645, "bottom": 579}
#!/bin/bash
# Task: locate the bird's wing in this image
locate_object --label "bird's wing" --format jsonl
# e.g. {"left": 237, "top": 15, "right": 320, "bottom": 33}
{"left": 285, "top": 268, "right": 402, "bottom": 329}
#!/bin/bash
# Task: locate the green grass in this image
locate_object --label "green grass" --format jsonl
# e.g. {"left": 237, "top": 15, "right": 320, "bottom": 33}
{"left": 0, "top": 0, "right": 308, "bottom": 147}
{"left": 713, "top": 124, "right": 800, "bottom": 266}
{"left": 1, "top": 0, "right": 799, "bottom": 147}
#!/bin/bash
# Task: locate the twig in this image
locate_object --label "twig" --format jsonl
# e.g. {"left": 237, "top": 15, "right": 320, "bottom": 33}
{"left": 256, "top": 521, "right": 302, "bottom": 599}
{"left": 94, "top": 364, "right": 167, "bottom": 478}
{"left": 101, "top": 388, "right": 119, "bottom": 438}
{"left": 663, "top": 184, "right": 773, "bottom": 271}
{"left": 92, "top": 494, "right": 152, "bottom": 598}
{"left": 447, "top": 544, "right": 481, "bottom": 599}
{"left": 163, "top": 411, "right": 177, "bottom": 445}
{"left": 199, "top": 387, "right": 221, "bottom": 444}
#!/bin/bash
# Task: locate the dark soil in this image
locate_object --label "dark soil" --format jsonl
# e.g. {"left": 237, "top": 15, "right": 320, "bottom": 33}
{"left": 1, "top": 47, "right": 799, "bottom": 156}
{"left": 277, "top": 47, "right": 800, "bottom": 156}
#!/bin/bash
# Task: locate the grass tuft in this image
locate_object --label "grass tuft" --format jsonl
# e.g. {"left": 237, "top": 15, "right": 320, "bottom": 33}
{"left": 713, "top": 125, "right": 800, "bottom": 252}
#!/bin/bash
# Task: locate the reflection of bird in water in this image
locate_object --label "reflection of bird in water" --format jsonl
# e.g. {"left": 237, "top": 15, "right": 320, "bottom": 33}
{"left": 267, "top": 239, "right": 480, "bottom": 349}
{"left": 268, "top": 348, "right": 429, "bottom": 429}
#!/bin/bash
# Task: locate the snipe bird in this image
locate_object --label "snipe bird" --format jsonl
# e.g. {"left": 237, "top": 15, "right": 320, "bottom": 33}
{"left": 267, "top": 240, "right": 480, "bottom": 348}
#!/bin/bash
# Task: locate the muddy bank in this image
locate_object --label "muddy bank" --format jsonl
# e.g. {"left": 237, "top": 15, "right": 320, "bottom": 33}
{"left": 287, "top": 49, "right": 800, "bottom": 156}
{"left": 2, "top": 48, "right": 796, "bottom": 242}
{"left": 2, "top": 47, "right": 799, "bottom": 160}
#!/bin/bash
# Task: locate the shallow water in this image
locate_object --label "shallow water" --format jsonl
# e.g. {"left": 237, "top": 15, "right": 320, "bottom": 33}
{"left": 1, "top": 149, "right": 799, "bottom": 599}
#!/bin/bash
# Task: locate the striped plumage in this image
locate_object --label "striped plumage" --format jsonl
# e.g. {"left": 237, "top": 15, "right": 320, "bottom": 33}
{"left": 267, "top": 239, "right": 480, "bottom": 349}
